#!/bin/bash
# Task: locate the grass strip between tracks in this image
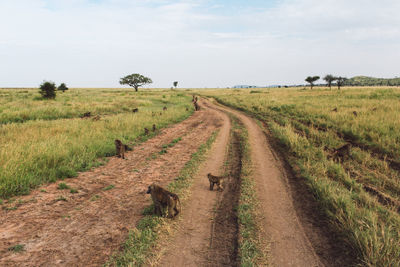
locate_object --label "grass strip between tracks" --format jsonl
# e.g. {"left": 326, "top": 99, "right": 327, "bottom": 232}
{"left": 232, "top": 116, "right": 269, "bottom": 266}
{"left": 105, "top": 130, "right": 219, "bottom": 266}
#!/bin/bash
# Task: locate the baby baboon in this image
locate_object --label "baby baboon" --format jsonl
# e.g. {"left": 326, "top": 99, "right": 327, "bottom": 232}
{"left": 163, "top": 106, "right": 167, "bottom": 111}
{"left": 207, "top": 173, "right": 224, "bottom": 191}
{"left": 132, "top": 108, "right": 139, "bottom": 113}
{"left": 81, "top": 112, "right": 91, "bottom": 118}
{"left": 115, "top": 139, "right": 126, "bottom": 159}
{"left": 353, "top": 111, "right": 358, "bottom": 116}
{"left": 152, "top": 124, "right": 156, "bottom": 132}
{"left": 332, "top": 107, "right": 337, "bottom": 112}
{"left": 144, "top": 127, "right": 149, "bottom": 135}
{"left": 146, "top": 184, "right": 181, "bottom": 218}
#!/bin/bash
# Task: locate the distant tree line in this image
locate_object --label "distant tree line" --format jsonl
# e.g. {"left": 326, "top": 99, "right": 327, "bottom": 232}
{"left": 304, "top": 75, "right": 400, "bottom": 89}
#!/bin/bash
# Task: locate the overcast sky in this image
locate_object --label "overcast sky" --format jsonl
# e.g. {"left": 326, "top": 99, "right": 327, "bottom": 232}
{"left": 1, "top": 0, "right": 399, "bottom": 88}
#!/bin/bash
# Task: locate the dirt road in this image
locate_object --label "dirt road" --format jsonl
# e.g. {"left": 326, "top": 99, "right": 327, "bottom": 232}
{"left": 155, "top": 99, "right": 339, "bottom": 267}
{"left": 0, "top": 106, "right": 223, "bottom": 267}
{"left": 1, "top": 97, "right": 347, "bottom": 267}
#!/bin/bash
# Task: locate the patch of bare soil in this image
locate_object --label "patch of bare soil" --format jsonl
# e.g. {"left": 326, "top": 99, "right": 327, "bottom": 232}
{"left": 0, "top": 105, "right": 223, "bottom": 267}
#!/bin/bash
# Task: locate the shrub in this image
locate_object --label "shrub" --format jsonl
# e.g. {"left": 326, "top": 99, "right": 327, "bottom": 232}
{"left": 39, "top": 81, "right": 56, "bottom": 99}
{"left": 58, "top": 83, "right": 68, "bottom": 92}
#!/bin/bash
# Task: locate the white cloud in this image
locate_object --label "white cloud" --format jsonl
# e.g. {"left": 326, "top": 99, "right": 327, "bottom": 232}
{"left": 0, "top": 0, "right": 399, "bottom": 87}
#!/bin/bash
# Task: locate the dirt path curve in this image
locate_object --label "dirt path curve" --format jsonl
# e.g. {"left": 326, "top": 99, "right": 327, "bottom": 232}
{"left": 156, "top": 101, "right": 232, "bottom": 266}
{"left": 0, "top": 107, "right": 224, "bottom": 267}
{"left": 213, "top": 100, "right": 324, "bottom": 267}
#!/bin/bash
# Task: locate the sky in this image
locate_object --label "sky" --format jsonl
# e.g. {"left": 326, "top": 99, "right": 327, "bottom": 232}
{"left": 1, "top": 0, "right": 399, "bottom": 88}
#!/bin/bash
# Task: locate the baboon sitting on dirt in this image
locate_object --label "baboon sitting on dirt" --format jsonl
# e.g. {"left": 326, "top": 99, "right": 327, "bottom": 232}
{"left": 207, "top": 173, "right": 224, "bottom": 191}
{"left": 146, "top": 184, "right": 181, "bottom": 218}
{"left": 114, "top": 139, "right": 132, "bottom": 159}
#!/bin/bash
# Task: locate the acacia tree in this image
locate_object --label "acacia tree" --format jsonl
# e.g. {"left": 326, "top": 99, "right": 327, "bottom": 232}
{"left": 335, "top": 76, "right": 347, "bottom": 90}
{"left": 323, "top": 74, "right": 336, "bottom": 90}
{"left": 173, "top": 81, "right": 178, "bottom": 88}
{"left": 58, "top": 83, "right": 68, "bottom": 92}
{"left": 305, "top": 76, "right": 320, "bottom": 89}
{"left": 39, "top": 81, "right": 56, "bottom": 99}
{"left": 119, "top": 74, "right": 152, "bottom": 92}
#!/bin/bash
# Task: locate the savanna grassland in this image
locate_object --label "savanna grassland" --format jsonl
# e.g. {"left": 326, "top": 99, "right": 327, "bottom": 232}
{"left": 202, "top": 87, "right": 400, "bottom": 266}
{"left": 0, "top": 88, "right": 193, "bottom": 199}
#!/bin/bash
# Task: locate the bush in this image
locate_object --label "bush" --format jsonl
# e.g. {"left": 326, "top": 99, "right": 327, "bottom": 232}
{"left": 39, "top": 81, "right": 56, "bottom": 99}
{"left": 58, "top": 83, "right": 68, "bottom": 92}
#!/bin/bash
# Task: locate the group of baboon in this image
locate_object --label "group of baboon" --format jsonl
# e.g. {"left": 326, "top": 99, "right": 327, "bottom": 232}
{"left": 115, "top": 95, "right": 222, "bottom": 219}
{"left": 145, "top": 173, "right": 225, "bottom": 219}
{"left": 192, "top": 95, "right": 200, "bottom": 111}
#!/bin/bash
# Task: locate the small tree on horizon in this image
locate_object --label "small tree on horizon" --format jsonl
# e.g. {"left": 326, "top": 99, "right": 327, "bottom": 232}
{"left": 58, "top": 83, "right": 68, "bottom": 92}
{"left": 119, "top": 73, "right": 153, "bottom": 92}
{"left": 39, "top": 81, "right": 56, "bottom": 99}
{"left": 305, "top": 76, "right": 320, "bottom": 89}
{"left": 323, "top": 74, "right": 336, "bottom": 90}
{"left": 335, "top": 76, "right": 347, "bottom": 90}
{"left": 173, "top": 81, "right": 178, "bottom": 89}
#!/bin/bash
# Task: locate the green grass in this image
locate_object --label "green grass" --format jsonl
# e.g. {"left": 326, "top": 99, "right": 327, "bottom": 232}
{"left": 105, "top": 131, "right": 218, "bottom": 266}
{"left": 231, "top": 117, "right": 269, "bottom": 266}
{"left": 8, "top": 244, "right": 25, "bottom": 252}
{"left": 103, "top": 185, "right": 115, "bottom": 191}
{"left": 0, "top": 88, "right": 193, "bottom": 199}
{"left": 57, "top": 183, "right": 70, "bottom": 190}
{"left": 202, "top": 87, "right": 400, "bottom": 266}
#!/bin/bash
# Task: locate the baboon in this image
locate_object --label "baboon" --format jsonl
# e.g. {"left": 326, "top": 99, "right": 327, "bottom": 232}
{"left": 92, "top": 115, "right": 101, "bottom": 121}
{"left": 152, "top": 124, "right": 156, "bottom": 132}
{"left": 353, "top": 111, "right": 358, "bottom": 116}
{"left": 146, "top": 184, "right": 181, "bottom": 218}
{"left": 132, "top": 108, "right": 139, "bottom": 113}
{"left": 195, "top": 96, "right": 198, "bottom": 102}
{"left": 207, "top": 173, "right": 224, "bottom": 191}
{"left": 192, "top": 95, "right": 195, "bottom": 102}
{"left": 186, "top": 107, "right": 189, "bottom": 111}
{"left": 144, "top": 127, "right": 149, "bottom": 135}
{"left": 115, "top": 139, "right": 126, "bottom": 159}
{"left": 81, "top": 112, "right": 91, "bottom": 118}
{"left": 194, "top": 101, "right": 200, "bottom": 111}
{"left": 163, "top": 106, "right": 167, "bottom": 111}
{"left": 332, "top": 107, "right": 337, "bottom": 112}
{"left": 372, "top": 107, "right": 377, "bottom": 111}
{"left": 331, "top": 143, "right": 351, "bottom": 162}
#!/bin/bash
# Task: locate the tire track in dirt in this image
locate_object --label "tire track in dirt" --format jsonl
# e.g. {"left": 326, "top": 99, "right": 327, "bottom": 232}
{"left": 0, "top": 106, "right": 224, "bottom": 267}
